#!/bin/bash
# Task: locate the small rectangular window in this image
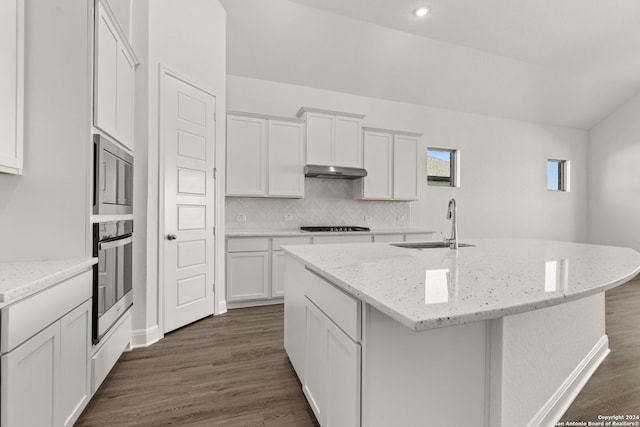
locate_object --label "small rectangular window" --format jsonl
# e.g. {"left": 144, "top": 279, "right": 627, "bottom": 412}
{"left": 547, "top": 159, "right": 568, "bottom": 191}
{"left": 427, "top": 148, "right": 457, "bottom": 187}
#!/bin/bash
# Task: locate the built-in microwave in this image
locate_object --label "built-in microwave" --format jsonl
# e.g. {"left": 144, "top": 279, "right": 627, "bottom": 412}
{"left": 93, "top": 134, "right": 133, "bottom": 215}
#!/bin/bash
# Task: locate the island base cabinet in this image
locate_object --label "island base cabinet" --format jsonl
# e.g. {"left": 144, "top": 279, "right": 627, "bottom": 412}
{"left": 304, "top": 298, "right": 361, "bottom": 427}
{"left": 1, "top": 322, "right": 60, "bottom": 427}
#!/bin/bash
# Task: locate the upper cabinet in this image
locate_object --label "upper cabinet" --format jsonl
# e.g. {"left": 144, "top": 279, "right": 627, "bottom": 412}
{"left": 356, "top": 127, "right": 421, "bottom": 201}
{"left": 226, "top": 112, "right": 305, "bottom": 198}
{"left": 94, "top": 0, "right": 138, "bottom": 151}
{"left": 296, "top": 107, "right": 365, "bottom": 168}
{"left": 0, "top": 0, "right": 24, "bottom": 174}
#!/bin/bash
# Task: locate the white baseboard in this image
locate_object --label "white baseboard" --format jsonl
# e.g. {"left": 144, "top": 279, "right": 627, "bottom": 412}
{"left": 217, "top": 299, "right": 227, "bottom": 315}
{"left": 130, "top": 325, "right": 161, "bottom": 349}
{"left": 527, "top": 335, "right": 610, "bottom": 427}
{"left": 227, "top": 298, "right": 283, "bottom": 309}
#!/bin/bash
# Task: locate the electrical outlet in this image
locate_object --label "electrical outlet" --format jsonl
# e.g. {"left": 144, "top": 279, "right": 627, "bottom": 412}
{"left": 283, "top": 215, "right": 294, "bottom": 221}
{"left": 236, "top": 214, "right": 247, "bottom": 222}
{"left": 364, "top": 215, "right": 373, "bottom": 223}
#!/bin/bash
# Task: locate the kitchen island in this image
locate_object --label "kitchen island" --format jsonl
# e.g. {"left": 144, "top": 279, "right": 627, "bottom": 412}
{"left": 283, "top": 239, "right": 640, "bottom": 427}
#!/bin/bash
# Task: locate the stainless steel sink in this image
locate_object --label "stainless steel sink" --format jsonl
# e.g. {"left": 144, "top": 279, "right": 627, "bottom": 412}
{"left": 390, "top": 242, "right": 475, "bottom": 249}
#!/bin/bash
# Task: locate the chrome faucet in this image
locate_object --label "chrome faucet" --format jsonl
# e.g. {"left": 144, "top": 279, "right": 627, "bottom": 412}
{"left": 445, "top": 198, "right": 458, "bottom": 249}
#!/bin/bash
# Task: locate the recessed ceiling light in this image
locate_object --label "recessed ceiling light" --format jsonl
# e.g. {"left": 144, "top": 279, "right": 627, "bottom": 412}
{"left": 414, "top": 6, "right": 430, "bottom": 17}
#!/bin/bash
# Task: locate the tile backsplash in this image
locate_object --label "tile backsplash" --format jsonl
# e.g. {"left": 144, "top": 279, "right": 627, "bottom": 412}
{"left": 225, "top": 178, "right": 411, "bottom": 231}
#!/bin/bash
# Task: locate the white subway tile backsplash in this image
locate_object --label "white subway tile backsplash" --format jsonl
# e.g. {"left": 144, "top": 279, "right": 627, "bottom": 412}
{"left": 226, "top": 178, "right": 411, "bottom": 231}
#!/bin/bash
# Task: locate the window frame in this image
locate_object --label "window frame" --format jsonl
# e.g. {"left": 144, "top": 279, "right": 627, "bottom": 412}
{"left": 427, "top": 147, "right": 458, "bottom": 188}
{"left": 547, "top": 159, "right": 570, "bottom": 192}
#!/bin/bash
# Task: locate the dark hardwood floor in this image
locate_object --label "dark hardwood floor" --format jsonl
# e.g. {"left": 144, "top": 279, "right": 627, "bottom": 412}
{"left": 77, "top": 275, "right": 640, "bottom": 426}
{"left": 75, "top": 305, "right": 319, "bottom": 427}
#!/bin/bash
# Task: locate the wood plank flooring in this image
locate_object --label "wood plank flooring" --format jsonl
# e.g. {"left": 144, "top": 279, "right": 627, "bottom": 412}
{"left": 75, "top": 305, "right": 319, "bottom": 427}
{"left": 77, "top": 275, "right": 640, "bottom": 426}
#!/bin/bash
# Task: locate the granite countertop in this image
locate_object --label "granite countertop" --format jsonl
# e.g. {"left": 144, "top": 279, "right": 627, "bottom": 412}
{"left": 0, "top": 258, "right": 97, "bottom": 305}
{"left": 226, "top": 229, "right": 436, "bottom": 237}
{"left": 283, "top": 238, "right": 640, "bottom": 331}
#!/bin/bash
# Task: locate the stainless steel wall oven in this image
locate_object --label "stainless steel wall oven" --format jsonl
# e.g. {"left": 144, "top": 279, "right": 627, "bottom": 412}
{"left": 92, "top": 220, "right": 133, "bottom": 344}
{"left": 93, "top": 134, "right": 133, "bottom": 215}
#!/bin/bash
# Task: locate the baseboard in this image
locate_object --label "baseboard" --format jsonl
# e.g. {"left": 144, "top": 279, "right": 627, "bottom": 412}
{"left": 217, "top": 299, "right": 228, "bottom": 315}
{"left": 227, "top": 298, "right": 284, "bottom": 309}
{"left": 527, "top": 335, "right": 610, "bottom": 427}
{"left": 130, "top": 325, "right": 161, "bottom": 349}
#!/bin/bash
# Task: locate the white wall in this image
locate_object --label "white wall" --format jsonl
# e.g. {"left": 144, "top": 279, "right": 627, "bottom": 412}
{"left": 228, "top": 75, "right": 589, "bottom": 242}
{"left": 587, "top": 91, "right": 640, "bottom": 252}
{"left": 0, "top": 0, "right": 91, "bottom": 261}
{"left": 137, "top": 0, "right": 226, "bottom": 343}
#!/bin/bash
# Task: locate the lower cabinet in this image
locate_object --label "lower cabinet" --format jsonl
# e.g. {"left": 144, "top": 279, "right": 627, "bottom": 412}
{"left": 226, "top": 251, "right": 270, "bottom": 302}
{"left": 303, "top": 299, "right": 361, "bottom": 427}
{"left": 1, "top": 299, "right": 91, "bottom": 427}
{"left": 272, "top": 251, "right": 286, "bottom": 297}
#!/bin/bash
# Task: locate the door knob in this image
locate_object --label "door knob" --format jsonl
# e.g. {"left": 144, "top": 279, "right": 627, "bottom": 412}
{"left": 167, "top": 234, "right": 177, "bottom": 241}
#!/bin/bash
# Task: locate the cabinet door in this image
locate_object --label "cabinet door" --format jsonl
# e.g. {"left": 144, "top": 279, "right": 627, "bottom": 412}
{"left": 0, "top": 0, "right": 24, "bottom": 174}
{"left": 1, "top": 322, "right": 60, "bottom": 427}
{"left": 393, "top": 135, "right": 419, "bottom": 200}
{"left": 268, "top": 120, "right": 304, "bottom": 197}
{"left": 325, "top": 320, "right": 361, "bottom": 427}
{"left": 116, "top": 45, "right": 135, "bottom": 150}
{"left": 303, "top": 299, "right": 327, "bottom": 422}
{"left": 306, "top": 112, "right": 333, "bottom": 166}
{"left": 226, "top": 115, "right": 267, "bottom": 196}
{"left": 94, "top": 4, "right": 119, "bottom": 139}
{"left": 362, "top": 131, "right": 393, "bottom": 199}
{"left": 226, "top": 251, "right": 270, "bottom": 302}
{"left": 272, "top": 251, "right": 286, "bottom": 297}
{"left": 60, "top": 300, "right": 92, "bottom": 427}
{"left": 334, "top": 116, "right": 362, "bottom": 168}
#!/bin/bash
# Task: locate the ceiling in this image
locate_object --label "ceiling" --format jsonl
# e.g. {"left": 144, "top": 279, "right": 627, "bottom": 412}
{"left": 222, "top": 0, "right": 640, "bottom": 129}
{"left": 290, "top": 0, "right": 640, "bottom": 88}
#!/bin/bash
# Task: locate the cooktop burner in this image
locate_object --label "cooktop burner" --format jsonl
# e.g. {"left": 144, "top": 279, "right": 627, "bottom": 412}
{"left": 300, "top": 226, "right": 371, "bottom": 232}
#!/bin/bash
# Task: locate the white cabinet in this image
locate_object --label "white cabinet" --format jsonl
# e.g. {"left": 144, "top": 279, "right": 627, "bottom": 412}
{"left": 2, "top": 322, "right": 59, "bottom": 427}
{"left": 226, "top": 112, "right": 304, "bottom": 198}
{"left": 297, "top": 107, "right": 365, "bottom": 168}
{"left": 272, "top": 251, "right": 286, "bottom": 297}
{"left": 94, "top": 0, "right": 138, "bottom": 150}
{"left": 1, "top": 271, "right": 92, "bottom": 427}
{"left": 357, "top": 127, "right": 421, "bottom": 201}
{"left": 299, "top": 264, "right": 361, "bottom": 427}
{"left": 227, "top": 251, "right": 270, "bottom": 302}
{"left": 0, "top": 0, "right": 24, "bottom": 174}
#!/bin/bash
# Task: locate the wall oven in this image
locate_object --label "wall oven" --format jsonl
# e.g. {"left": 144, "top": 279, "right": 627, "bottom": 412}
{"left": 93, "top": 134, "right": 133, "bottom": 215}
{"left": 92, "top": 220, "right": 133, "bottom": 344}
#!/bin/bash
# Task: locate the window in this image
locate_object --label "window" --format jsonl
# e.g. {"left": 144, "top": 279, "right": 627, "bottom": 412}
{"left": 547, "top": 159, "right": 569, "bottom": 191}
{"left": 427, "top": 148, "right": 457, "bottom": 187}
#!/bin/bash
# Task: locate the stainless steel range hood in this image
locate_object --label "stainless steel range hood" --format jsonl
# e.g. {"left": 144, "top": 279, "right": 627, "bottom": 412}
{"left": 304, "top": 164, "right": 367, "bottom": 179}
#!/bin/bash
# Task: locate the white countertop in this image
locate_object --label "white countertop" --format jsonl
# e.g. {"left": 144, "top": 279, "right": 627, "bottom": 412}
{"left": 283, "top": 238, "right": 640, "bottom": 331}
{"left": 226, "top": 228, "right": 435, "bottom": 237}
{"left": 0, "top": 258, "right": 97, "bottom": 304}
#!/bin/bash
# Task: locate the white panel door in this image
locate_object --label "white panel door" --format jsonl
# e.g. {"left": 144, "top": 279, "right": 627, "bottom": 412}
{"left": 393, "top": 135, "right": 419, "bottom": 200}
{"left": 306, "top": 112, "right": 333, "bottom": 166}
{"left": 334, "top": 116, "right": 362, "bottom": 168}
{"left": 363, "top": 130, "right": 393, "bottom": 199}
{"left": 163, "top": 72, "right": 216, "bottom": 333}
{"left": 60, "top": 300, "right": 91, "bottom": 427}
{"left": 1, "top": 322, "right": 60, "bottom": 427}
{"left": 226, "top": 115, "right": 266, "bottom": 196}
{"left": 0, "top": 0, "right": 24, "bottom": 174}
{"left": 268, "top": 119, "right": 304, "bottom": 197}
{"left": 94, "top": 4, "right": 118, "bottom": 139}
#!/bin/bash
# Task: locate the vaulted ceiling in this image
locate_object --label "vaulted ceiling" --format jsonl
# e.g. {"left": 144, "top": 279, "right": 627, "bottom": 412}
{"left": 221, "top": 0, "right": 640, "bottom": 129}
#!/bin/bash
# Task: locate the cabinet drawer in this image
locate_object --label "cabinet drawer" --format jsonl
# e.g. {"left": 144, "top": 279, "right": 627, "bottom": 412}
{"left": 313, "top": 235, "right": 372, "bottom": 245}
{"left": 304, "top": 267, "right": 361, "bottom": 342}
{"left": 404, "top": 233, "right": 435, "bottom": 242}
{"left": 227, "top": 237, "right": 270, "bottom": 252}
{"left": 373, "top": 234, "right": 405, "bottom": 242}
{"left": 1, "top": 270, "right": 92, "bottom": 353}
{"left": 273, "top": 237, "right": 312, "bottom": 250}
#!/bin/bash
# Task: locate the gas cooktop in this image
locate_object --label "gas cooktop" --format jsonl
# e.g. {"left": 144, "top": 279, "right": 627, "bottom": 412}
{"left": 300, "top": 226, "right": 371, "bottom": 232}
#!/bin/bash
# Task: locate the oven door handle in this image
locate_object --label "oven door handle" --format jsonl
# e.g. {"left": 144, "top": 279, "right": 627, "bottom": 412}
{"left": 98, "top": 236, "right": 133, "bottom": 251}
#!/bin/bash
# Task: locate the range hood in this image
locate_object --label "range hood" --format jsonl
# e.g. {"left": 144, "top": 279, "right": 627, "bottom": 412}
{"left": 304, "top": 165, "right": 367, "bottom": 180}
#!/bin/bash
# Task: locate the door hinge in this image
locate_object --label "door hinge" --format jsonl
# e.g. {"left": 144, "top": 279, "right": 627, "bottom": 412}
{"left": 213, "top": 168, "right": 217, "bottom": 179}
{"left": 212, "top": 226, "right": 216, "bottom": 235}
